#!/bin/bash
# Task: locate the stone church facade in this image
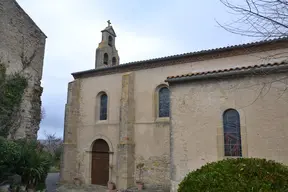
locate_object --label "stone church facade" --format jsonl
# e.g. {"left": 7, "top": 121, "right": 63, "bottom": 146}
{"left": 61, "top": 22, "right": 288, "bottom": 191}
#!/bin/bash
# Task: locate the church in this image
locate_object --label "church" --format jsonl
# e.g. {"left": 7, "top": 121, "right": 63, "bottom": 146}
{"left": 60, "top": 21, "right": 288, "bottom": 191}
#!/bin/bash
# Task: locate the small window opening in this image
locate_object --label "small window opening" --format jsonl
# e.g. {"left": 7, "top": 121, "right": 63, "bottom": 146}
{"left": 112, "top": 57, "right": 117, "bottom": 66}
{"left": 104, "top": 53, "right": 108, "bottom": 65}
{"left": 100, "top": 93, "right": 108, "bottom": 120}
{"left": 108, "top": 36, "right": 113, "bottom": 46}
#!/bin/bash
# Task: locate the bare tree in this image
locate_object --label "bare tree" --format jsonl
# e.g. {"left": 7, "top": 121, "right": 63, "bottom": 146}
{"left": 217, "top": 0, "right": 288, "bottom": 39}
{"left": 43, "top": 132, "right": 63, "bottom": 155}
{"left": 215, "top": 0, "right": 288, "bottom": 106}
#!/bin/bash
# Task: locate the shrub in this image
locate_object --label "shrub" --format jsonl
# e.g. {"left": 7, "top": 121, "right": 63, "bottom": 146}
{"left": 0, "top": 138, "right": 52, "bottom": 190}
{"left": 0, "top": 137, "right": 21, "bottom": 182}
{"left": 178, "top": 158, "right": 288, "bottom": 192}
{"left": 14, "top": 139, "right": 52, "bottom": 189}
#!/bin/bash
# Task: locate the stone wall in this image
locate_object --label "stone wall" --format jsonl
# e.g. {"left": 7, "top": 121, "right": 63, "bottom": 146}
{"left": 117, "top": 72, "right": 135, "bottom": 189}
{"left": 0, "top": 0, "right": 46, "bottom": 139}
{"left": 133, "top": 122, "right": 170, "bottom": 190}
{"left": 134, "top": 153, "right": 170, "bottom": 189}
{"left": 169, "top": 71, "right": 288, "bottom": 191}
{"left": 60, "top": 80, "right": 81, "bottom": 183}
{"left": 66, "top": 22, "right": 288, "bottom": 191}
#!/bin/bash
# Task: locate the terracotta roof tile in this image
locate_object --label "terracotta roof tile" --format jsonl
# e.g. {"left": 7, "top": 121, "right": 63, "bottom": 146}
{"left": 166, "top": 61, "right": 288, "bottom": 80}
{"left": 72, "top": 37, "right": 288, "bottom": 79}
{"left": 119, "top": 37, "right": 288, "bottom": 66}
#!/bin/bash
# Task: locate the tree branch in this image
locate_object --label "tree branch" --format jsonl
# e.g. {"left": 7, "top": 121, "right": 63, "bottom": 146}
{"left": 217, "top": 0, "right": 288, "bottom": 38}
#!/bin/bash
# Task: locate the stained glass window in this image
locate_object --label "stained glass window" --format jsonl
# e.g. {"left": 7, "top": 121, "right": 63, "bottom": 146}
{"left": 100, "top": 94, "right": 108, "bottom": 120}
{"left": 159, "top": 87, "right": 170, "bottom": 117}
{"left": 223, "top": 109, "right": 242, "bottom": 157}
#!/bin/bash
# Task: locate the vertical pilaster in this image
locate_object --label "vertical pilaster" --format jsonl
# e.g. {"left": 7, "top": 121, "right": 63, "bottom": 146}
{"left": 117, "top": 72, "right": 135, "bottom": 189}
{"left": 60, "top": 80, "right": 81, "bottom": 183}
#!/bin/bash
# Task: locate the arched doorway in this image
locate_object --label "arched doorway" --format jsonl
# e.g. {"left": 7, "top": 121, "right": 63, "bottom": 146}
{"left": 91, "top": 139, "right": 109, "bottom": 185}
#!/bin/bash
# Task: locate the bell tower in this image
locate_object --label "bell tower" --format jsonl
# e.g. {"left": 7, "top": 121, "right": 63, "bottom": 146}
{"left": 95, "top": 20, "right": 120, "bottom": 68}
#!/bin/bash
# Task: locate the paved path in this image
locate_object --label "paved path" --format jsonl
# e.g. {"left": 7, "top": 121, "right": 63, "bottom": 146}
{"left": 45, "top": 172, "right": 60, "bottom": 192}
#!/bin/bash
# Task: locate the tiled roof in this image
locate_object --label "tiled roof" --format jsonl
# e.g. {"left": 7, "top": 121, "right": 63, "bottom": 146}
{"left": 72, "top": 37, "right": 288, "bottom": 79}
{"left": 119, "top": 37, "right": 288, "bottom": 66}
{"left": 166, "top": 61, "right": 288, "bottom": 82}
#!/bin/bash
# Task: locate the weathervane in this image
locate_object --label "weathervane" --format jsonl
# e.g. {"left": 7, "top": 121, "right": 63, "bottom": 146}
{"left": 107, "top": 20, "right": 111, "bottom": 26}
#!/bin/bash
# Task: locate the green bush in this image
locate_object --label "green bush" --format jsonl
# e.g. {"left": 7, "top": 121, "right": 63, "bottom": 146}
{"left": 178, "top": 158, "right": 288, "bottom": 192}
{"left": 0, "top": 72, "right": 28, "bottom": 138}
{"left": 0, "top": 138, "right": 52, "bottom": 190}
{"left": 0, "top": 137, "right": 21, "bottom": 181}
{"left": 14, "top": 139, "right": 52, "bottom": 188}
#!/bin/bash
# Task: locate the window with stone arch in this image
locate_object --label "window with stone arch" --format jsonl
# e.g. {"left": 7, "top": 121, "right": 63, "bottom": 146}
{"left": 158, "top": 86, "right": 170, "bottom": 118}
{"left": 223, "top": 109, "right": 242, "bottom": 157}
{"left": 104, "top": 53, "right": 108, "bottom": 65}
{"left": 99, "top": 93, "right": 108, "bottom": 120}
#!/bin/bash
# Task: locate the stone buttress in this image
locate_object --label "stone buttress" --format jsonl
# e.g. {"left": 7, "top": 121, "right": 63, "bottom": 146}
{"left": 60, "top": 80, "right": 81, "bottom": 183}
{"left": 117, "top": 72, "right": 135, "bottom": 189}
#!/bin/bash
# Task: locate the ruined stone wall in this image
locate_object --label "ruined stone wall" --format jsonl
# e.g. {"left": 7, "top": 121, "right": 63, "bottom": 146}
{"left": 169, "top": 72, "right": 288, "bottom": 191}
{"left": 0, "top": 0, "right": 46, "bottom": 139}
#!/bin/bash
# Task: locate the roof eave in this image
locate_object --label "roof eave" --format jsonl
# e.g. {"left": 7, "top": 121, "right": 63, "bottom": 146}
{"left": 165, "top": 63, "right": 288, "bottom": 84}
{"left": 101, "top": 29, "right": 117, "bottom": 37}
{"left": 72, "top": 37, "right": 288, "bottom": 79}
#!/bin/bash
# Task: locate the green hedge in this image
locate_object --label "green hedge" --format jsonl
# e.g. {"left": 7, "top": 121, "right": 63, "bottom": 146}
{"left": 178, "top": 158, "right": 288, "bottom": 192}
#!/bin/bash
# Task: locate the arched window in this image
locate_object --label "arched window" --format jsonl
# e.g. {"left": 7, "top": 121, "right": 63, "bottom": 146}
{"left": 158, "top": 87, "right": 170, "bottom": 117}
{"left": 112, "top": 57, "right": 116, "bottom": 66}
{"left": 223, "top": 109, "right": 242, "bottom": 157}
{"left": 108, "top": 36, "right": 113, "bottom": 46}
{"left": 100, "top": 93, "right": 108, "bottom": 120}
{"left": 104, "top": 53, "right": 108, "bottom": 65}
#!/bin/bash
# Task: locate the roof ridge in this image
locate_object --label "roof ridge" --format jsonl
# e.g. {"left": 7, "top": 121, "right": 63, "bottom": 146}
{"left": 119, "top": 37, "right": 288, "bottom": 66}
{"left": 72, "top": 36, "right": 288, "bottom": 79}
{"left": 166, "top": 60, "right": 288, "bottom": 80}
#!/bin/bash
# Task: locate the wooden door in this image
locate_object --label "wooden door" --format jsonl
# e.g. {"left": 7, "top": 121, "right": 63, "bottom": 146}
{"left": 91, "top": 139, "right": 109, "bottom": 185}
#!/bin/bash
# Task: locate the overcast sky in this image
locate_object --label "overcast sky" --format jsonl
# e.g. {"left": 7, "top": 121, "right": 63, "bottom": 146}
{"left": 17, "top": 0, "right": 256, "bottom": 139}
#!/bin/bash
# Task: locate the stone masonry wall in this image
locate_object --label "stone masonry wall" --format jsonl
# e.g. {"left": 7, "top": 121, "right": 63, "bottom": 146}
{"left": 0, "top": 0, "right": 46, "bottom": 139}
{"left": 117, "top": 72, "right": 135, "bottom": 189}
{"left": 134, "top": 153, "right": 170, "bottom": 190}
{"left": 169, "top": 72, "right": 288, "bottom": 191}
{"left": 60, "top": 80, "right": 81, "bottom": 183}
{"left": 133, "top": 122, "right": 171, "bottom": 190}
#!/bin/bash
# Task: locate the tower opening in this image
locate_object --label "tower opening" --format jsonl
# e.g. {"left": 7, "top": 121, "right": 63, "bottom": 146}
{"left": 95, "top": 21, "right": 119, "bottom": 68}
{"left": 104, "top": 53, "right": 108, "bottom": 65}
{"left": 108, "top": 36, "right": 113, "bottom": 46}
{"left": 112, "top": 57, "right": 116, "bottom": 66}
